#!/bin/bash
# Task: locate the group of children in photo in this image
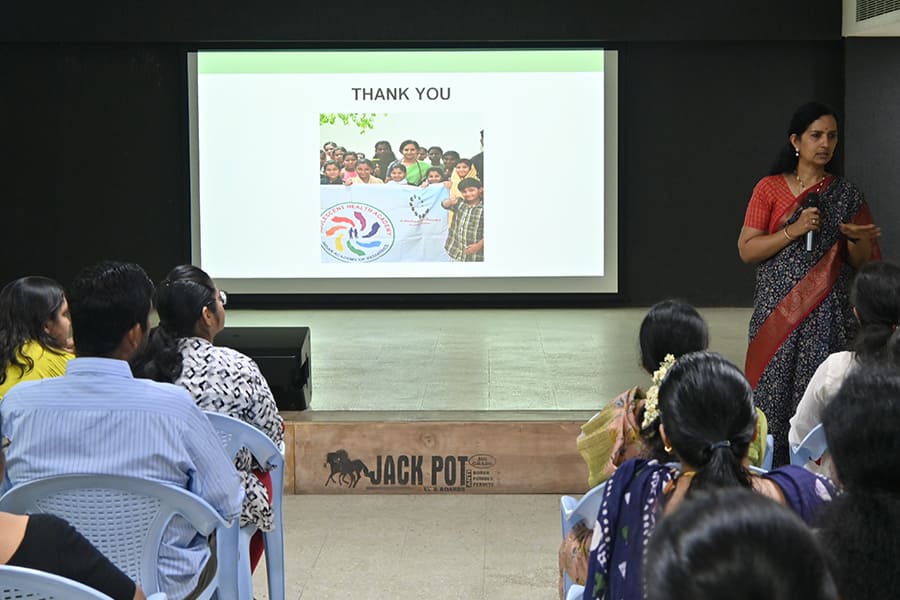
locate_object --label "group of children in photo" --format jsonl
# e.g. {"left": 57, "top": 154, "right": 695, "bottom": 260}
{"left": 320, "top": 137, "right": 484, "bottom": 262}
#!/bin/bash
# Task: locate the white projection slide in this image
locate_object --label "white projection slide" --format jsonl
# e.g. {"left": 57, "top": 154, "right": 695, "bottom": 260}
{"left": 191, "top": 49, "right": 617, "bottom": 294}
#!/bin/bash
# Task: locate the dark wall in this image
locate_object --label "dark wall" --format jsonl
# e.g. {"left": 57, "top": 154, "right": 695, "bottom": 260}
{"left": 0, "top": 2, "right": 840, "bottom": 43}
{"left": 1, "top": 44, "right": 189, "bottom": 285}
{"left": 844, "top": 38, "right": 900, "bottom": 264}
{"left": 2, "top": 1, "right": 856, "bottom": 306}
{"left": 620, "top": 41, "right": 845, "bottom": 305}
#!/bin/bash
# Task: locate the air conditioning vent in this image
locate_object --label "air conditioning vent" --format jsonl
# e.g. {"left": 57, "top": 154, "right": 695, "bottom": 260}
{"left": 858, "top": 0, "right": 900, "bottom": 21}
{"left": 845, "top": 0, "right": 900, "bottom": 35}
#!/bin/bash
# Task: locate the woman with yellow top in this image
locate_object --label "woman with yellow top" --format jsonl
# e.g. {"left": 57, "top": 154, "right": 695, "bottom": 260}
{"left": 0, "top": 276, "right": 74, "bottom": 398}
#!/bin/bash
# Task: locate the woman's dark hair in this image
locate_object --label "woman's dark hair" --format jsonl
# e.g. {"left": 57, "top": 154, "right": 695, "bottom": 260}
{"left": 637, "top": 300, "right": 709, "bottom": 459}
{"left": 442, "top": 150, "right": 460, "bottom": 161}
{"left": 850, "top": 261, "right": 900, "bottom": 364}
{"left": 357, "top": 159, "right": 374, "bottom": 169}
{"left": 646, "top": 488, "right": 838, "bottom": 600}
{"left": 374, "top": 140, "right": 392, "bottom": 151}
{"left": 455, "top": 158, "right": 473, "bottom": 168}
{"left": 658, "top": 351, "right": 755, "bottom": 493}
{"left": 0, "top": 276, "right": 67, "bottom": 384}
{"left": 399, "top": 139, "right": 419, "bottom": 152}
{"left": 130, "top": 265, "right": 218, "bottom": 383}
{"left": 818, "top": 365, "right": 900, "bottom": 600}
{"left": 638, "top": 300, "right": 709, "bottom": 374}
{"left": 822, "top": 365, "right": 900, "bottom": 493}
{"left": 769, "top": 101, "right": 840, "bottom": 175}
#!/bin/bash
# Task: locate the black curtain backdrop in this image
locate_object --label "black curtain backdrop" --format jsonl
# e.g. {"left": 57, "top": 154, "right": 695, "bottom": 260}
{"left": 5, "top": 1, "right": 883, "bottom": 308}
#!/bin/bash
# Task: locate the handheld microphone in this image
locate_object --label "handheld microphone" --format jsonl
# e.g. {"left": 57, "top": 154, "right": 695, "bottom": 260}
{"left": 804, "top": 193, "right": 820, "bottom": 252}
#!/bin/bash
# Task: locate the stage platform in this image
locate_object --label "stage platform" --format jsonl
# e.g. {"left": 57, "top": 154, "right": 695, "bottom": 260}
{"left": 224, "top": 307, "right": 753, "bottom": 495}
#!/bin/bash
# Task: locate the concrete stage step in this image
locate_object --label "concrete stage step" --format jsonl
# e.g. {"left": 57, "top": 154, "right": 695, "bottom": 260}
{"left": 281, "top": 410, "right": 593, "bottom": 495}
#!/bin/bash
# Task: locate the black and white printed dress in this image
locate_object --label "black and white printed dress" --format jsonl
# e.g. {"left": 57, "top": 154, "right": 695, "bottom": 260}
{"left": 176, "top": 337, "right": 284, "bottom": 530}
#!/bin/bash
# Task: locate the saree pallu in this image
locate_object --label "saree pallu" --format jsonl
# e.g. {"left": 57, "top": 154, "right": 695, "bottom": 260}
{"left": 577, "top": 387, "right": 646, "bottom": 489}
{"left": 581, "top": 459, "right": 836, "bottom": 600}
{"left": 745, "top": 176, "right": 878, "bottom": 467}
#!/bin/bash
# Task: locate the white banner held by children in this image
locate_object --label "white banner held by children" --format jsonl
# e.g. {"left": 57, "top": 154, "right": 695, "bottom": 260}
{"left": 320, "top": 183, "right": 450, "bottom": 263}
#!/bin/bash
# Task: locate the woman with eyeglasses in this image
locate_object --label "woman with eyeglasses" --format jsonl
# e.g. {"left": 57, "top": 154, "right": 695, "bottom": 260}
{"left": 129, "top": 264, "right": 283, "bottom": 572}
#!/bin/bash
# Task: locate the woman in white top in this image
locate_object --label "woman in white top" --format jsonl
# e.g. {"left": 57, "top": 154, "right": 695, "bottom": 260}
{"left": 789, "top": 260, "right": 900, "bottom": 474}
{"left": 130, "top": 265, "right": 284, "bottom": 572}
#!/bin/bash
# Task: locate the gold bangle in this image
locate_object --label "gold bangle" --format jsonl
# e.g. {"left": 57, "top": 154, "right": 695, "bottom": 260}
{"left": 783, "top": 225, "right": 795, "bottom": 241}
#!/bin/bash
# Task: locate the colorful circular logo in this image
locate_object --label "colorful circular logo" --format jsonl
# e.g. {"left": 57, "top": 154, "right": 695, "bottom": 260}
{"left": 321, "top": 202, "right": 395, "bottom": 262}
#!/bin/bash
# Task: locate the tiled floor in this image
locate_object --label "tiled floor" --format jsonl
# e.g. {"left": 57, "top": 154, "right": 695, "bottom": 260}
{"left": 235, "top": 307, "right": 753, "bottom": 599}
{"left": 225, "top": 307, "right": 752, "bottom": 411}
{"left": 252, "top": 494, "right": 561, "bottom": 600}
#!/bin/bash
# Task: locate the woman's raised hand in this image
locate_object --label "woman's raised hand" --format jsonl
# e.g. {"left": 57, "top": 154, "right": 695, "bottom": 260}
{"left": 839, "top": 222, "right": 881, "bottom": 242}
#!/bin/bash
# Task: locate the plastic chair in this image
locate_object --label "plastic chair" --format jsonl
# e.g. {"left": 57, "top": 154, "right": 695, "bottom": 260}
{"left": 0, "top": 474, "right": 234, "bottom": 600}
{"left": 205, "top": 411, "right": 286, "bottom": 600}
{"left": 0, "top": 565, "right": 168, "bottom": 600}
{"left": 559, "top": 482, "right": 606, "bottom": 597}
{"left": 790, "top": 423, "right": 828, "bottom": 468}
{"left": 0, "top": 564, "right": 115, "bottom": 600}
{"left": 762, "top": 433, "right": 775, "bottom": 471}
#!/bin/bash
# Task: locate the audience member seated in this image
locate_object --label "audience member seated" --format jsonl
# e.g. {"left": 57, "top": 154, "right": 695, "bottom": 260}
{"left": 645, "top": 488, "right": 838, "bottom": 600}
{"left": 0, "top": 260, "right": 243, "bottom": 600}
{"left": 577, "top": 300, "right": 769, "bottom": 489}
{"left": 789, "top": 260, "right": 900, "bottom": 477}
{"left": 582, "top": 352, "right": 835, "bottom": 600}
{"left": 0, "top": 276, "right": 75, "bottom": 399}
{"left": 563, "top": 302, "right": 763, "bottom": 596}
{"left": 0, "top": 444, "right": 146, "bottom": 600}
{"left": 577, "top": 301, "right": 707, "bottom": 490}
{"left": 817, "top": 364, "right": 900, "bottom": 600}
{"left": 130, "top": 264, "right": 284, "bottom": 571}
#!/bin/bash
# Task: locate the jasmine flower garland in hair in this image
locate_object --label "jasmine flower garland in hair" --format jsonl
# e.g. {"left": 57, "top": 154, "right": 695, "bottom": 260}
{"left": 641, "top": 353, "right": 676, "bottom": 430}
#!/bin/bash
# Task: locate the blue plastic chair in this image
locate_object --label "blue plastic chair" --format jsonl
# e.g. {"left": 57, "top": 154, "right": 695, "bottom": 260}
{"left": 559, "top": 482, "right": 606, "bottom": 597}
{"left": 0, "top": 474, "right": 235, "bottom": 600}
{"left": 790, "top": 423, "right": 828, "bottom": 468}
{"left": 0, "top": 564, "right": 116, "bottom": 600}
{"left": 762, "top": 433, "right": 775, "bottom": 471}
{"left": 205, "top": 411, "right": 286, "bottom": 600}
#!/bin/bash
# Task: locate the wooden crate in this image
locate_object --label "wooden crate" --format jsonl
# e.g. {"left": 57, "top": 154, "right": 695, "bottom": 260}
{"left": 284, "top": 411, "right": 591, "bottom": 495}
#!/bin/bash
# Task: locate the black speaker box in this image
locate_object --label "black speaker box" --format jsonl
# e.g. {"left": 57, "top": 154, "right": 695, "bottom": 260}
{"left": 214, "top": 326, "right": 310, "bottom": 411}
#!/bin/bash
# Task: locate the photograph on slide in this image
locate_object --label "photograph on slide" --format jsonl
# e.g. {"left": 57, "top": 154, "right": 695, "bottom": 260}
{"left": 319, "top": 112, "right": 484, "bottom": 264}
